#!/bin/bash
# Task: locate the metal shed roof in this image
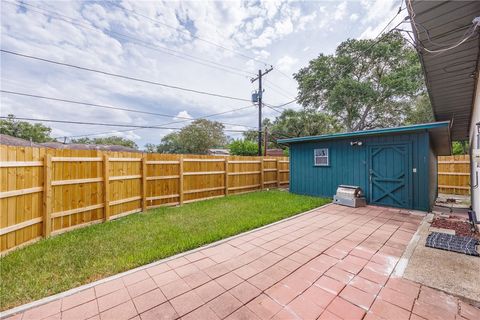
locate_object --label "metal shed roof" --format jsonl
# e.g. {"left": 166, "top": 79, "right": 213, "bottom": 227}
{"left": 277, "top": 121, "right": 451, "bottom": 155}
{"left": 408, "top": 0, "right": 480, "bottom": 141}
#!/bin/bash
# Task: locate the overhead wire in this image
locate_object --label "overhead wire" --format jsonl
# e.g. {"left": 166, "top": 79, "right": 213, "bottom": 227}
{"left": 106, "top": 0, "right": 271, "bottom": 67}
{"left": 0, "top": 89, "right": 256, "bottom": 129}
{"left": 0, "top": 49, "right": 251, "bottom": 102}
{"left": 5, "top": 0, "right": 255, "bottom": 79}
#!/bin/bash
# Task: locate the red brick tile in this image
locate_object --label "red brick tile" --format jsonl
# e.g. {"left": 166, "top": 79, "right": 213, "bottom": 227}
{"left": 62, "top": 300, "right": 99, "bottom": 320}
{"left": 302, "top": 285, "right": 336, "bottom": 308}
{"left": 182, "top": 271, "right": 210, "bottom": 289}
{"left": 94, "top": 279, "right": 125, "bottom": 298}
{"left": 418, "top": 286, "right": 458, "bottom": 314}
{"left": 97, "top": 288, "right": 130, "bottom": 312}
{"left": 358, "top": 268, "right": 389, "bottom": 286}
{"left": 318, "top": 310, "right": 343, "bottom": 320}
{"left": 460, "top": 301, "right": 480, "bottom": 320}
{"left": 132, "top": 288, "right": 167, "bottom": 314}
{"left": 207, "top": 292, "right": 243, "bottom": 319}
{"left": 3, "top": 314, "right": 23, "bottom": 320}
{"left": 325, "top": 247, "right": 349, "bottom": 259}
{"left": 100, "top": 300, "right": 137, "bottom": 320}
{"left": 336, "top": 259, "right": 364, "bottom": 274}
{"left": 184, "top": 251, "right": 207, "bottom": 263}
{"left": 146, "top": 263, "right": 171, "bottom": 277}
{"left": 193, "top": 257, "right": 217, "bottom": 270}
{"left": 324, "top": 266, "right": 355, "bottom": 284}
{"left": 152, "top": 270, "right": 180, "bottom": 287}
{"left": 271, "top": 308, "right": 296, "bottom": 320}
{"left": 62, "top": 288, "right": 96, "bottom": 311}
{"left": 160, "top": 278, "right": 191, "bottom": 299}
{"left": 246, "top": 294, "right": 283, "bottom": 319}
{"left": 170, "top": 291, "right": 204, "bottom": 316}
{"left": 285, "top": 295, "right": 324, "bottom": 320}
{"left": 175, "top": 264, "right": 200, "bottom": 278}
{"left": 23, "top": 300, "right": 62, "bottom": 320}
{"left": 350, "top": 247, "right": 376, "bottom": 260}
{"left": 370, "top": 299, "right": 411, "bottom": 320}
{"left": 288, "top": 252, "right": 311, "bottom": 264}
{"left": 216, "top": 272, "right": 244, "bottom": 290}
{"left": 412, "top": 300, "right": 456, "bottom": 320}
{"left": 340, "top": 285, "right": 376, "bottom": 310}
{"left": 127, "top": 278, "right": 157, "bottom": 298}
{"left": 229, "top": 281, "right": 261, "bottom": 304}
{"left": 363, "top": 311, "right": 387, "bottom": 320}
{"left": 326, "top": 296, "right": 366, "bottom": 320}
{"left": 225, "top": 306, "right": 261, "bottom": 320}
{"left": 122, "top": 270, "right": 150, "bottom": 287}
{"left": 265, "top": 282, "right": 299, "bottom": 306}
{"left": 314, "top": 276, "right": 345, "bottom": 295}
{"left": 349, "top": 276, "right": 382, "bottom": 295}
{"left": 182, "top": 305, "right": 219, "bottom": 320}
{"left": 167, "top": 257, "right": 190, "bottom": 269}
{"left": 139, "top": 302, "right": 178, "bottom": 320}
{"left": 378, "top": 287, "right": 414, "bottom": 311}
{"left": 385, "top": 277, "right": 420, "bottom": 298}
{"left": 204, "top": 263, "right": 231, "bottom": 279}
{"left": 233, "top": 264, "right": 258, "bottom": 280}
{"left": 42, "top": 314, "right": 62, "bottom": 320}
{"left": 265, "top": 265, "right": 290, "bottom": 282}
{"left": 364, "top": 261, "right": 394, "bottom": 276}
{"left": 194, "top": 281, "right": 225, "bottom": 303}
{"left": 342, "top": 254, "right": 368, "bottom": 267}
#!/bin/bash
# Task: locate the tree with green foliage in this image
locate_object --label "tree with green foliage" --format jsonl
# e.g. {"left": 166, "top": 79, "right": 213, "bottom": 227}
{"left": 71, "top": 136, "right": 138, "bottom": 149}
{"left": 229, "top": 139, "right": 258, "bottom": 156}
{"left": 405, "top": 94, "right": 434, "bottom": 125}
{"left": 155, "top": 119, "right": 227, "bottom": 154}
{"left": 452, "top": 141, "right": 468, "bottom": 155}
{"left": 0, "top": 114, "right": 53, "bottom": 142}
{"left": 295, "top": 31, "right": 424, "bottom": 131}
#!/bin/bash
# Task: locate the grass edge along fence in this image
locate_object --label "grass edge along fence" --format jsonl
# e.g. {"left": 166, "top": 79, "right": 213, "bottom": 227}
{"left": 0, "top": 145, "right": 289, "bottom": 254}
{"left": 437, "top": 154, "right": 470, "bottom": 196}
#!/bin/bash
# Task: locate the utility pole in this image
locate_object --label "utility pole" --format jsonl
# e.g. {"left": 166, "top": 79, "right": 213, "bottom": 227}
{"left": 264, "top": 126, "right": 268, "bottom": 156}
{"left": 251, "top": 66, "right": 273, "bottom": 156}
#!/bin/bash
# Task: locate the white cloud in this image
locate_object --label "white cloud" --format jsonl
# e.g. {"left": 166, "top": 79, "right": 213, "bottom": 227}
{"left": 174, "top": 111, "right": 193, "bottom": 121}
{"left": 350, "top": 13, "right": 359, "bottom": 22}
{"left": 277, "top": 55, "right": 298, "bottom": 72}
{"left": 334, "top": 2, "right": 347, "bottom": 21}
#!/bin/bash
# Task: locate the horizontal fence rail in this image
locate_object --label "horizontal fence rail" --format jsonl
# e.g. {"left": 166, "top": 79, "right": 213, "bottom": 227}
{"left": 0, "top": 145, "right": 289, "bottom": 254}
{"left": 437, "top": 155, "right": 470, "bottom": 195}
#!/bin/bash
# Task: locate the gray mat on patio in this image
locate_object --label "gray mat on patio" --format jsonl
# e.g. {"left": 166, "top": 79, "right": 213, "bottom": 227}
{"left": 426, "top": 232, "right": 479, "bottom": 256}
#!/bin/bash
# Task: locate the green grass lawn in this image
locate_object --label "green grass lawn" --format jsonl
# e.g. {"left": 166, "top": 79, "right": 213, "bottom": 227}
{"left": 0, "top": 190, "right": 329, "bottom": 310}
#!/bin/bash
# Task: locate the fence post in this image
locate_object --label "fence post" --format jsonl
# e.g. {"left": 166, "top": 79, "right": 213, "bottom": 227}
{"left": 276, "top": 159, "right": 280, "bottom": 188}
{"left": 103, "top": 154, "right": 110, "bottom": 221}
{"left": 141, "top": 155, "right": 147, "bottom": 212}
{"left": 260, "top": 157, "right": 264, "bottom": 190}
{"left": 224, "top": 157, "right": 229, "bottom": 196}
{"left": 43, "top": 154, "right": 52, "bottom": 238}
{"left": 179, "top": 155, "right": 184, "bottom": 205}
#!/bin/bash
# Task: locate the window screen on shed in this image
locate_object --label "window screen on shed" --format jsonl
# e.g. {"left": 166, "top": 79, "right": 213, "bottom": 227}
{"left": 314, "top": 148, "right": 329, "bottom": 166}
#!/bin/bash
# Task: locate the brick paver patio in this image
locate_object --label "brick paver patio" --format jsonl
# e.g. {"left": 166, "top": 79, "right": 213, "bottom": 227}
{"left": 4, "top": 204, "right": 480, "bottom": 320}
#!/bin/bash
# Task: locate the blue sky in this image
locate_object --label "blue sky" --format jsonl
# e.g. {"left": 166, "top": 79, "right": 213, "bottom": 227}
{"left": 1, "top": 0, "right": 407, "bottom": 148}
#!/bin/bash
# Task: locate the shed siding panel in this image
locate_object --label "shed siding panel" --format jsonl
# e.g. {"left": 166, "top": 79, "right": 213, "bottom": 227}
{"left": 289, "top": 131, "right": 431, "bottom": 211}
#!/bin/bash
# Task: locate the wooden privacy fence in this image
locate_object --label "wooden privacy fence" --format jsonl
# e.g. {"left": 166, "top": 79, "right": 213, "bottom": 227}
{"left": 0, "top": 145, "right": 289, "bottom": 254}
{"left": 438, "top": 154, "right": 470, "bottom": 195}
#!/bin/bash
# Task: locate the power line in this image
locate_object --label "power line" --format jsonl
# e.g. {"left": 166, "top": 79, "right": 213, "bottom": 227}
{"left": 58, "top": 104, "right": 256, "bottom": 139}
{"left": 1, "top": 116, "right": 251, "bottom": 133}
{"left": 0, "top": 49, "right": 251, "bottom": 102}
{"left": 6, "top": 0, "right": 254, "bottom": 79}
{"left": 106, "top": 0, "right": 271, "bottom": 67}
{"left": 0, "top": 89, "right": 256, "bottom": 129}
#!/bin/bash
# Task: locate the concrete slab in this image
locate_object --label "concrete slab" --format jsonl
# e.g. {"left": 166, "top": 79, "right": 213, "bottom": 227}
{"left": 403, "top": 216, "right": 480, "bottom": 302}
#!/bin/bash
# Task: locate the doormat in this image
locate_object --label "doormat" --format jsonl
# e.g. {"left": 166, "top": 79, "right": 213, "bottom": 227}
{"left": 426, "top": 232, "right": 479, "bottom": 256}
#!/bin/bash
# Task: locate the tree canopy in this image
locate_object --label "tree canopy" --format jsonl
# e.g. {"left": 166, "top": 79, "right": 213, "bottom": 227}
{"left": 229, "top": 139, "right": 258, "bottom": 156}
{"left": 0, "top": 114, "right": 53, "bottom": 143}
{"left": 71, "top": 136, "right": 138, "bottom": 149}
{"left": 294, "top": 32, "right": 425, "bottom": 131}
{"left": 152, "top": 119, "right": 227, "bottom": 154}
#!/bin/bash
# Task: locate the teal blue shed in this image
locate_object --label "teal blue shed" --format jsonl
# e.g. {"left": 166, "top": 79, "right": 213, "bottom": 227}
{"left": 278, "top": 122, "right": 451, "bottom": 211}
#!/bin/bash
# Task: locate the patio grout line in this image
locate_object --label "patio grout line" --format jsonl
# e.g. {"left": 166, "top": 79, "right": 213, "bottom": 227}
{"left": 0, "top": 203, "right": 333, "bottom": 319}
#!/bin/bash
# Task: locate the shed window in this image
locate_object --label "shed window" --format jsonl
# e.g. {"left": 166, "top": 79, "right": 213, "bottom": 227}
{"left": 314, "top": 148, "right": 329, "bottom": 166}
